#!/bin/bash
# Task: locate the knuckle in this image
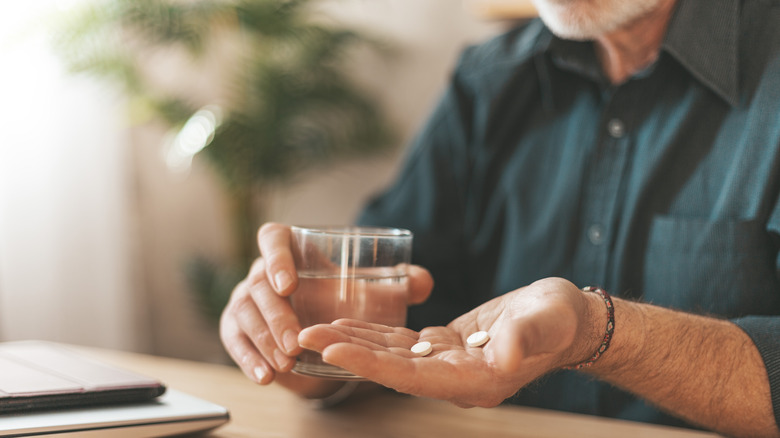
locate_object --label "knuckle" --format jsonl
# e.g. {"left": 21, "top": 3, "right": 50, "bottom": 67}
{"left": 248, "top": 257, "right": 265, "bottom": 275}
{"left": 252, "top": 295, "right": 292, "bottom": 330}
{"left": 219, "top": 301, "right": 238, "bottom": 328}
{"left": 258, "top": 222, "right": 281, "bottom": 238}
{"left": 247, "top": 258, "right": 267, "bottom": 284}
{"left": 234, "top": 294, "right": 259, "bottom": 316}
{"left": 236, "top": 320, "right": 272, "bottom": 351}
{"left": 254, "top": 333, "right": 280, "bottom": 360}
{"left": 263, "top": 252, "right": 285, "bottom": 272}
{"left": 220, "top": 335, "right": 251, "bottom": 366}
{"left": 226, "top": 279, "right": 252, "bottom": 309}
{"left": 265, "top": 309, "right": 295, "bottom": 330}
{"left": 250, "top": 329, "right": 272, "bottom": 347}
{"left": 258, "top": 223, "right": 286, "bottom": 248}
{"left": 219, "top": 317, "right": 236, "bottom": 345}
{"left": 257, "top": 224, "right": 291, "bottom": 260}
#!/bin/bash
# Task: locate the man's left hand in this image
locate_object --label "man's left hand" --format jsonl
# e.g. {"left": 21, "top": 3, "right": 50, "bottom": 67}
{"left": 298, "top": 277, "right": 603, "bottom": 408}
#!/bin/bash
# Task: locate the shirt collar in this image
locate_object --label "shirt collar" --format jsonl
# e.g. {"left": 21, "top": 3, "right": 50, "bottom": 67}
{"left": 663, "top": 0, "right": 740, "bottom": 107}
{"left": 533, "top": 0, "right": 741, "bottom": 107}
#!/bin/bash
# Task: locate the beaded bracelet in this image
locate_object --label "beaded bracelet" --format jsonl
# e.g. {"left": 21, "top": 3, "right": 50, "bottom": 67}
{"left": 564, "top": 286, "right": 615, "bottom": 370}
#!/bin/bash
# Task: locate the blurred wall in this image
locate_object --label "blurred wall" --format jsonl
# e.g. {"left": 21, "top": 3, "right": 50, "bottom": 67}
{"left": 0, "top": 3, "right": 141, "bottom": 351}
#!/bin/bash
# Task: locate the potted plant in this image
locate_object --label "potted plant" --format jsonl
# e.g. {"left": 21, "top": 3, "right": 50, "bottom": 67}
{"left": 53, "top": 0, "right": 394, "bottom": 323}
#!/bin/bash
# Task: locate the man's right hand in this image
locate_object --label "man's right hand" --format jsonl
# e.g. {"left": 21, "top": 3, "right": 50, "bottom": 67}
{"left": 219, "top": 223, "right": 312, "bottom": 390}
{"left": 219, "top": 222, "right": 434, "bottom": 398}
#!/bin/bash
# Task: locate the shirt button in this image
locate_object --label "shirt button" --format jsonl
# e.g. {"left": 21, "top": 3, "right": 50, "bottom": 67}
{"left": 587, "top": 224, "right": 605, "bottom": 245}
{"left": 607, "top": 118, "right": 626, "bottom": 138}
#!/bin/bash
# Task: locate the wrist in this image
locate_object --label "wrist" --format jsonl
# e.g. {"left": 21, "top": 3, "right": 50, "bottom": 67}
{"left": 587, "top": 297, "right": 647, "bottom": 375}
{"left": 564, "top": 287, "right": 615, "bottom": 369}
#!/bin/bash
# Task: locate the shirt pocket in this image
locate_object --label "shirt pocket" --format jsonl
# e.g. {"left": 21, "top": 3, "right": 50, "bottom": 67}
{"left": 641, "top": 216, "right": 780, "bottom": 317}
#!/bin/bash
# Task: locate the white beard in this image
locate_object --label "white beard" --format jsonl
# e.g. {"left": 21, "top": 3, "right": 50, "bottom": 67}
{"left": 531, "top": 0, "right": 666, "bottom": 40}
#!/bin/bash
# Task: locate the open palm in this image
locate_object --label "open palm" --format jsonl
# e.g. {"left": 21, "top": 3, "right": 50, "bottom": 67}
{"left": 299, "top": 278, "right": 594, "bottom": 408}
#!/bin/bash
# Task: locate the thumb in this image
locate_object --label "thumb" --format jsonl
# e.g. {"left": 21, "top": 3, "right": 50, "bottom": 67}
{"left": 487, "top": 309, "right": 577, "bottom": 374}
{"left": 406, "top": 265, "right": 433, "bottom": 305}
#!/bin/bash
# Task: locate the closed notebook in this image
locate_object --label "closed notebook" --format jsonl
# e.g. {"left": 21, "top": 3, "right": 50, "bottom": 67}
{"left": 0, "top": 341, "right": 229, "bottom": 437}
{"left": 0, "top": 341, "right": 165, "bottom": 414}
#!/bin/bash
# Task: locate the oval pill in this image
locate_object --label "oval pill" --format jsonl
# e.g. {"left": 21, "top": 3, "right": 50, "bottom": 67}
{"left": 411, "top": 341, "right": 432, "bottom": 356}
{"left": 466, "top": 331, "right": 490, "bottom": 348}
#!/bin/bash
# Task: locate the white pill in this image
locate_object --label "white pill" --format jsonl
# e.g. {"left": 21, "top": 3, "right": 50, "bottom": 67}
{"left": 411, "top": 341, "right": 432, "bottom": 356}
{"left": 466, "top": 331, "right": 490, "bottom": 348}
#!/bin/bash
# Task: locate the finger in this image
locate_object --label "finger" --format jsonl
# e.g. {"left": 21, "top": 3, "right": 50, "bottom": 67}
{"left": 245, "top": 257, "right": 266, "bottom": 284}
{"left": 224, "top": 331, "right": 275, "bottom": 385}
{"left": 327, "top": 320, "right": 458, "bottom": 353}
{"left": 299, "top": 323, "right": 419, "bottom": 352}
{"left": 249, "top": 271, "right": 303, "bottom": 359}
{"left": 406, "top": 265, "right": 434, "bottom": 305}
{"left": 298, "top": 324, "right": 411, "bottom": 356}
{"left": 258, "top": 222, "right": 297, "bottom": 295}
{"left": 220, "top": 291, "right": 275, "bottom": 385}
{"left": 332, "top": 318, "right": 420, "bottom": 339}
{"left": 321, "top": 343, "right": 463, "bottom": 399}
{"left": 231, "top": 288, "right": 296, "bottom": 373}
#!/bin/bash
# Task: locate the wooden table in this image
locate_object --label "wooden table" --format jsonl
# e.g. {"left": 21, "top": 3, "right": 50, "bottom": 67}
{"left": 82, "top": 348, "right": 722, "bottom": 438}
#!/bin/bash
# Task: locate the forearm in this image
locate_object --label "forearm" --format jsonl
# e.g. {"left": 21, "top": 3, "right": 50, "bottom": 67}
{"left": 587, "top": 296, "right": 778, "bottom": 437}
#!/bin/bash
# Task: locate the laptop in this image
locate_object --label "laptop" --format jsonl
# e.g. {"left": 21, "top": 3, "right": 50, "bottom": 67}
{"left": 0, "top": 341, "right": 229, "bottom": 437}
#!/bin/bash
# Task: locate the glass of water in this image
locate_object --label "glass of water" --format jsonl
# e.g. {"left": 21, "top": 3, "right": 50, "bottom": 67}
{"left": 289, "top": 225, "right": 412, "bottom": 380}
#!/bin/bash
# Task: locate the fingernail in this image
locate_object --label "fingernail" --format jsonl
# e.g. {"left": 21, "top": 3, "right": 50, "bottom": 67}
{"left": 274, "top": 271, "right": 293, "bottom": 292}
{"left": 253, "top": 366, "right": 267, "bottom": 383}
{"left": 283, "top": 329, "right": 299, "bottom": 354}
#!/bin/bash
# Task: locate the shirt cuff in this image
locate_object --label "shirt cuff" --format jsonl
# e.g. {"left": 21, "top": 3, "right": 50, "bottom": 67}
{"left": 732, "top": 316, "right": 780, "bottom": 428}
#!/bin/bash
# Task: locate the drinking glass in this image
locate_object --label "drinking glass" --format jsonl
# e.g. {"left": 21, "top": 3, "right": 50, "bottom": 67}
{"left": 289, "top": 226, "right": 412, "bottom": 380}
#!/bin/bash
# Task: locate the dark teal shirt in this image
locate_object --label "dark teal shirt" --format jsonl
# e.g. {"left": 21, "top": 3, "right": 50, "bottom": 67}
{"left": 358, "top": 0, "right": 780, "bottom": 429}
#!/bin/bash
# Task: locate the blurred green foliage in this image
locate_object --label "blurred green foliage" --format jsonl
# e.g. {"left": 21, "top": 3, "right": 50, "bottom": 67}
{"left": 53, "top": 0, "right": 394, "bottom": 324}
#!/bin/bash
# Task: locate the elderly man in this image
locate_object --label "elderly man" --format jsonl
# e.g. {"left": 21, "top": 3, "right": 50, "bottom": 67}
{"left": 220, "top": 0, "right": 780, "bottom": 436}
